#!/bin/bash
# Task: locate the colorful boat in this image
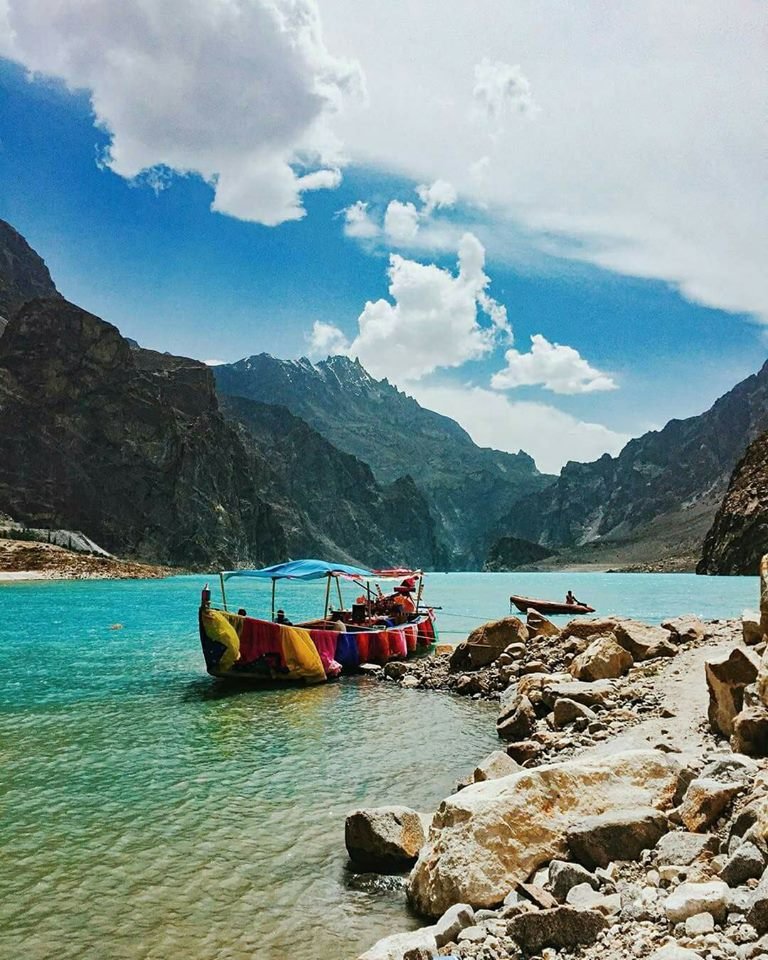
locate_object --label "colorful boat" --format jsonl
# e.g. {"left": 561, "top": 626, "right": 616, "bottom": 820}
{"left": 199, "top": 559, "right": 437, "bottom": 683}
{"left": 510, "top": 594, "right": 596, "bottom": 616}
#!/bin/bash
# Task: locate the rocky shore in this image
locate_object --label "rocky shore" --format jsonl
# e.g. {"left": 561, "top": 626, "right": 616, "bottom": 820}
{"left": 348, "top": 560, "right": 768, "bottom": 960}
{"left": 0, "top": 538, "right": 173, "bottom": 580}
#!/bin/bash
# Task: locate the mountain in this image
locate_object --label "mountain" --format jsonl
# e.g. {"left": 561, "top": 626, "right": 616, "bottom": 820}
{"left": 0, "top": 219, "right": 60, "bottom": 333}
{"left": 698, "top": 430, "right": 768, "bottom": 575}
{"left": 215, "top": 354, "right": 554, "bottom": 567}
{"left": 0, "top": 297, "right": 288, "bottom": 567}
{"left": 220, "top": 395, "right": 442, "bottom": 568}
{"left": 483, "top": 536, "right": 555, "bottom": 572}
{"left": 493, "top": 360, "right": 768, "bottom": 569}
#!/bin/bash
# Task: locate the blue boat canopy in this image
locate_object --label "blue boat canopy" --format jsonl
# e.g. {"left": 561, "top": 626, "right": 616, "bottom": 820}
{"left": 222, "top": 559, "right": 374, "bottom": 582}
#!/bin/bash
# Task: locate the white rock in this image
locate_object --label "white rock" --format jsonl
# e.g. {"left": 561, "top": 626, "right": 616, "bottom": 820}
{"left": 407, "top": 749, "right": 680, "bottom": 917}
{"left": 648, "top": 944, "right": 703, "bottom": 960}
{"left": 358, "top": 927, "right": 437, "bottom": 960}
{"left": 664, "top": 880, "right": 729, "bottom": 923}
{"left": 685, "top": 911, "right": 715, "bottom": 936}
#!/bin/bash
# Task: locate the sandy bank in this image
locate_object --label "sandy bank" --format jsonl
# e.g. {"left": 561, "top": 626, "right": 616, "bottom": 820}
{"left": 0, "top": 539, "right": 174, "bottom": 581}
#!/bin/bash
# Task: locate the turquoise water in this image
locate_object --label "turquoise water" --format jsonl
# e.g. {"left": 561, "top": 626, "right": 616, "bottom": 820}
{"left": 0, "top": 572, "right": 758, "bottom": 960}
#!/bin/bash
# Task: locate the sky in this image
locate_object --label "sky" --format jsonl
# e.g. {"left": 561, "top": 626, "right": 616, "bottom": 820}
{"left": 0, "top": 1, "right": 765, "bottom": 474}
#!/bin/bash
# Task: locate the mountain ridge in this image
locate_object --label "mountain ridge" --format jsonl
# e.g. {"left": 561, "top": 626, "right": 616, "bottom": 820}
{"left": 215, "top": 352, "right": 554, "bottom": 567}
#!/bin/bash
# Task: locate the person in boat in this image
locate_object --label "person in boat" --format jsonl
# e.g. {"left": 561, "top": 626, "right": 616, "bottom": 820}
{"left": 392, "top": 582, "right": 416, "bottom": 614}
{"left": 565, "top": 590, "right": 583, "bottom": 606}
{"left": 274, "top": 609, "right": 292, "bottom": 625}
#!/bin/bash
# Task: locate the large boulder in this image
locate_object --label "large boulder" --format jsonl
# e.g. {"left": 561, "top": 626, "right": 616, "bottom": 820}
{"left": 664, "top": 880, "right": 729, "bottom": 923}
{"left": 407, "top": 749, "right": 680, "bottom": 917}
{"left": 541, "top": 679, "right": 617, "bottom": 709}
{"left": 507, "top": 906, "right": 607, "bottom": 952}
{"left": 566, "top": 807, "right": 669, "bottom": 868}
{"left": 496, "top": 695, "right": 537, "bottom": 742}
{"left": 732, "top": 705, "right": 768, "bottom": 756}
{"left": 358, "top": 928, "right": 437, "bottom": 960}
{"left": 526, "top": 608, "right": 560, "bottom": 639}
{"left": 653, "top": 831, "right": 719, "bottom": 866}
{"left": 561, "top": 617, "right": 622, "bottom": 643}
{"left": 570, "top": 634, "right": 634, "bottom": 682}
{"left": 346, "top": 806, "right": 428, "bottom": 872}
{"left": 705, "top": 647, "right": 761, "bottom": 737}
{"left": 662, "top": 615, "right": 706, "bottom": 645}
{"left": 678, "top": 778, "right": 741, "bottom": 832}
{"left": 614, "top": 621, "right": 677, "bottom": 661}
{"left": 450, "top": 617, "right": 528, "bottom": 671}
{"left": 471, "top": 751, "right": 522, "bottom": 783}
{"left": 761, "top": 554, "right": 768, "bottom": 637}
{"left": 747, "top": 869, "right": 768, "bottom": 934}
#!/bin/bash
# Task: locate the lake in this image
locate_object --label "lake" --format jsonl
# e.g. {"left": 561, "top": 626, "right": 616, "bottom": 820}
{"left": 0, "top": 571, "right": 758, "bottom": 959}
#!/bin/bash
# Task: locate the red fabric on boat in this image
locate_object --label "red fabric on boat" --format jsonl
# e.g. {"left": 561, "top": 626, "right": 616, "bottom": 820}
{"left": 239, "top": 618, "right": 286, "bottom": 667}
{"left": 403, "top": 624, "right": 418, "bottom": 652}
{"left": 417, "top": 618, "right": 435, "bottom": 646}
{"left": 309, "top": 630, "right": 341, "bottom": 676}
{"left": 388, "top": 629, "right": 407, "bottom": 658}
{"left": 354, "top": 632, "right": 370, "bottom": 663}
{"left": 368, "top": 631, "right": 390, "bottom": 664}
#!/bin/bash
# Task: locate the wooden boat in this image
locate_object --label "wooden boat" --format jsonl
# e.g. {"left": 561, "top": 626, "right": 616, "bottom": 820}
{"left": 510, "top": 594, "right": 595, "bottom": 616}
{"left": 199, "top": 559, "right": 437, "bottom": 684}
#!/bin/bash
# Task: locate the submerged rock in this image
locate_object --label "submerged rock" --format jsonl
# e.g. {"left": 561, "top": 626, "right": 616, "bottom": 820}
{"left": 345, "top": 806, "right": 428, "bottom": 872}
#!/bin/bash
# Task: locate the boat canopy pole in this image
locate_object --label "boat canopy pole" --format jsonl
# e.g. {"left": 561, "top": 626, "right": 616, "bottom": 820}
{"left": 271, "top": 578, "right": 276, "bottom": 621}
{"left": 323, "top": 573, "right": 332, "bottom": 620}
{"left": 336, "top": 575, "right": 344, "bottom": 611}
{"left": 415, "top": 576, "right": 424, "bottom": 615}
{"left": 219, "top": 572, "right": 228, "bottom": 612}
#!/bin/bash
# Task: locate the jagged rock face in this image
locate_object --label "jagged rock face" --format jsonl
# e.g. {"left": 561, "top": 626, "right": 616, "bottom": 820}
{"left": 0, "top": 298, "right": 286, "bottom": 567}
{"left": 498, "top": 361, "right": 768, "bottom": 554}
{"left": 215, "top": 353, "right": 554, "bottom": 568}
{"left": 220, "top": 395, "right": 443, "bottom": 569}
{"left": 0, "top": 219, "right": 60, "bottom": 334}
{"left": 698, "top": 431, "right": 768, "bottom": 575}
{"left": 483, "top": 535, "right": 555, "bottom": 571}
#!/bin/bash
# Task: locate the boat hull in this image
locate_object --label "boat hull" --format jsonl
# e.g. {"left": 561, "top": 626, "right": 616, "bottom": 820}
{"left": 200, "top": 608, "right": 437, "bottom": 684}
{"left": 510, "top": 595, "right": 595, "bottom": 616}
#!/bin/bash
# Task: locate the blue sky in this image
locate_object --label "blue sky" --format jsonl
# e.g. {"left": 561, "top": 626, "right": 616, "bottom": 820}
{"left": 0, "top": 2, "right": 765, "bottom": 473}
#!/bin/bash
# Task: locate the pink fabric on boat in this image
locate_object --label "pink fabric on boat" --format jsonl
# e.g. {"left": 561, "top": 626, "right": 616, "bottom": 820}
{"left": 239, "top": 618, "right": 285, "bottom": 667}
{"left": 309, "top": 630, "right": 342, "bottom": 676}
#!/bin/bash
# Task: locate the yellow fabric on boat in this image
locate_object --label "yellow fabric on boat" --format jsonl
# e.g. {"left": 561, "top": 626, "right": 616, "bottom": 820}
{"left": 221, "top": 611, "right": 245, "bottom": 637}
{"left": 202, "top": 608, "right": 240, "bottom": 672}
{"left": 280, "top": 625, "right": 326, "bottom": 684}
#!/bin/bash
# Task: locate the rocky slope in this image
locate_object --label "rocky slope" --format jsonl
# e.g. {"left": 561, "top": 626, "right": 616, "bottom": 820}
{"left": 0, "top": 218, "right": 60, "bottom": 334}
{"left": 215, "top": 354, "right": 554, "bottom": 568}
{"left": 0, "top": 297, "right": 289, "bottom": 567}
{"left": 220, "top": 395, "right": 443, "bottom": 569}
{"left": 698, "top": 431, "right": 768, "bottom": 576}
{"left": 483, "top": 535, "right": 556, "bottom": 571}
{"left": 494, "top": 361, "right": 768, "bottom": 568}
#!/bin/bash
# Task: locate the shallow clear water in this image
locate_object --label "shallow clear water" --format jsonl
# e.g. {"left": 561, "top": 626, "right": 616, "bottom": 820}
{"left": 0, "top": 572, "right": 758, "bottom": 960}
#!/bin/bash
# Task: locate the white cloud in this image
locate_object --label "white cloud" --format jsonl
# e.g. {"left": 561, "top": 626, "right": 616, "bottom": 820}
{"left": 472, "top": 58, "right": 538, "bottom": 129}
{"left": 321, "top": 1, "right": 767, "bottom": 322}
{"left": 307, "top": 319, "right": 350, "bottom": 357}
{"left": 416, "top": 178, "right": 457, "bottom": 215}
{"left": 342, "top": 200, "right": 380, "bottom": 239}
{"left": 203, "top": 358, "right": 226, "bottom": 366}
{"left": 384, "top": 200, "right": 420, "bottom": 244}
{"left": 0, "top": 0, "right": 363, "bottom": 225}
{"left": 347, "top": 232, "right": 510, "bottom": 381}
{"left": 491, "top": 333, "right": 617, "bottom": 394}
{"left": 409, "top": 382, "right": 630, "bottom": 474}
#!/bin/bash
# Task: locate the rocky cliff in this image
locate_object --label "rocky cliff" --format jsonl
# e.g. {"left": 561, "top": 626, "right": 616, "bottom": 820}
{"left": 215, "top": 354, "right": 554, "bottom": 568}
{"left": 0, "top": 297, "right": 287, "bottom": 567}
{"left": 0, "top": 219, "right": 60, "bottom": 333}
{"left": 698, "top": 430, "right": 768, "bottom": 575}
{"left": 495, "top": 360, "right": 768, "bottom": 567}
{"left": 220, "top": 395, "right": 443, "bottom": 569}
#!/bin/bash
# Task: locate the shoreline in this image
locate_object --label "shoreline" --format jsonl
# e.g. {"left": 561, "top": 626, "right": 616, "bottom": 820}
{"left": 0, "top": 538, "right": 175, "bottom": 582}
{"left": 353, "top": 597, "right": 768, "bottom": 960}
